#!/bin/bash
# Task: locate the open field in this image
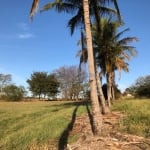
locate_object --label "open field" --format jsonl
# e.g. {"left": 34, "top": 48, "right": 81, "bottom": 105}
{"left": 0, "top": 99, "right": 150, "bottom": 149}
{"left": 0, "top": 101, "right": 88, "bottom": 150}
{"left": 112, "top": 99, "right": 150, "bottom": 138}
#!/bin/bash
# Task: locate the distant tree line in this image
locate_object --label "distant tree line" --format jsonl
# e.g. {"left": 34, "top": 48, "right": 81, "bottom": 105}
{"left": 26, "top": 66, "right": 88, "bottom": 100}
{"left": 125, "top": 75, "right": 150, "bottom": 98}
{"left": 0, "top": 66, "right": 89, "bottom": 101}
{"left": 2, "top": 70, "right": 149, "bottom": 101}
{"left": 0, "top": 74, "right": 26, "bottom": 101}
{"left": 0, "top": 67, "right": 120, "bottom": 102}
{"left": 26, "top": 65, "right": 123, "bottom": 101}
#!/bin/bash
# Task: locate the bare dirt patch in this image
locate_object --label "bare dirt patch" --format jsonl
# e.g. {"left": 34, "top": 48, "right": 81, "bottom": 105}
{"left": 67, "top": 112, "right": 150, "bottom": 150}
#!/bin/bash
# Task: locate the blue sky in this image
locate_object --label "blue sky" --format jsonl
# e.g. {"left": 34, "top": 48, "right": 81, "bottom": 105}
{"left": 0, "top": 0, "right": 150, "bottom": 92}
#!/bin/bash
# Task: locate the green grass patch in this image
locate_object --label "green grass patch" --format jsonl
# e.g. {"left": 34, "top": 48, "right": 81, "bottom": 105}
{"left": 0, "top": 101, "right": 88, "bottom": 150}
{"left": 112, "top": 99, "right": 150, "bottom": 138}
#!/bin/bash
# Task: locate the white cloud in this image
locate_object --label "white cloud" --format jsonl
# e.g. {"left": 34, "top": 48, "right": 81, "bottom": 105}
{"left": 17, "top": 22, "right": 35, "bottom": 39}
{"left": 0, "top": 33, "right": 35, "bottom": 40}
{"left": 0, "top": 22, "right": 35, "bottom": 40}
{"left": 18, "top": 33, "right": 35, "bottom": 39}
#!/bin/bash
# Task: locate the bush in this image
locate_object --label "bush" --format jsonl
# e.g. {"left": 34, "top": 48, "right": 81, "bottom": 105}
{"left": 3, "top": 85, "right": 26, "bottom": 101}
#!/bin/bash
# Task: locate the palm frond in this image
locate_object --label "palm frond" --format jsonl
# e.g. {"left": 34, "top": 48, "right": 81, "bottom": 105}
{"left": 100, "top": 0, "right": 122, "bottom": 22}
{"left": 121, "top": 52, "right": 130, "bottom": 60}
{"left": 115, "top": 57, "right": 129, "bottom": 79}
{"left": 115, "top": 28, "right": 130, "bottom": 40}
{"left": 121, "top": 46, "right": 137, "bottom": 57}
{"left": 98, "top": 6, "right": 116, "bottom": 17}
{"left": 40, "top": 2, "right": 56, "bottom": 12}
{"left": 76, "top": 49, "right": 87, "bottom": 71}
{"left": 118, "top": 37, "right": 138, "bottom": 45}
{"left": 30, "top": 0, "right": 39, "bottom": 21}
{"left": 112, "top": 0, "right": 122, "bottom": 22}
{"left": 41, "top": 1, "right": 76, "bottom": 14}
{"left": 67, "top": 10, "right": 83, "bottom": 35}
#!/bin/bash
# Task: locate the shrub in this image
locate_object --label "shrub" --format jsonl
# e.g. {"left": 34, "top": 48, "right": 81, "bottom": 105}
{"left": 3, "top": 85, "right": 26, "bottom": 101}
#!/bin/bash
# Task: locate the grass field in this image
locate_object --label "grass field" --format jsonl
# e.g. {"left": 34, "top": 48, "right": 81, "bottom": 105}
{"left": 112, "top": 99, "right": 150, "bottom": 138}
{"left": 0, "top": 99, "right": 150, "bottom": 150}
{"left": 0, "top": 101, "right": 88, "bottom": 150}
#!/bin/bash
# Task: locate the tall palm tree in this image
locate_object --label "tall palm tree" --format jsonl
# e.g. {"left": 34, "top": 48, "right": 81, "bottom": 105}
{"left": 82, "top": 0, "right": 102, "bottom": 135}
{"left": 94, "top": 18, "right": 138, "bottom": 106}
{"left": 29, "top": 0, "right": 122, "bottom": 135}
{"left": 77, "top": 29, "right": 109, "bottom": 114}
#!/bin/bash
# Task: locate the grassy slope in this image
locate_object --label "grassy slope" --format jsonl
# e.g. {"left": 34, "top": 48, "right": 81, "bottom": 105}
{"left": 112, "top": 99, "right": 150, "bottom": 138}
{"left": 0, "top": 101, "right": 87, "bottom": 150}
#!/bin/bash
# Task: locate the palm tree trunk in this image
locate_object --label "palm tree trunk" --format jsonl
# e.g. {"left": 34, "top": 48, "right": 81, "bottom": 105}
{"left": 83, "top": 0, "right": 102, "bottom": 135}
{"left": 106, "top": 73, "right": 112, "bottom": 107}
{"left": 111, "top": 71, "right": 115, "bottom": 101}
{"left": 95, "top": 66, "right": 110, "bottom": 114}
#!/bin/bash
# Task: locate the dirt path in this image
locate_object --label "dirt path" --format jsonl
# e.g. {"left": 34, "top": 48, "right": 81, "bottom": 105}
{"left": 67, "top": 112, "right": 150, "bottom": 150}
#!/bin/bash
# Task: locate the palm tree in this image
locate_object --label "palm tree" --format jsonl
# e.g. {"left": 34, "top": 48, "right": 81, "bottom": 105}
{"left": 30, "top": 0, "right": 104, "bottom": 135}
{"left": 94, "top": 18, "right": 138, "bottom": 106}
{"left": 29, "top": 0, "right": 122, "bottom": 135}
{"left": 77, "top": 29, "right": 109, "bottom": 114}
{"left": 82, "top": 0, "right": 102, "bottom": 135}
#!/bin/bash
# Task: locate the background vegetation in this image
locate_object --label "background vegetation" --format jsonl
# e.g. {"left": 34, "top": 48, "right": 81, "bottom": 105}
{"left": 125, "top": 75, "right": 150, "bottom": 98}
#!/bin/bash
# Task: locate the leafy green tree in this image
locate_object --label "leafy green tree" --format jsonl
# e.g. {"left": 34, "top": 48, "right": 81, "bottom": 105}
{"left": 27, "top": 72, "right": 59, "bottom": 99}
{"left": 46, "top": 74, "right": 60, "bottom": 99}
{"left": 27, "top": 72, "right": 48, "bottom": 99}
{"left": 3, "top": 85, "right": 26, "bottom": 101}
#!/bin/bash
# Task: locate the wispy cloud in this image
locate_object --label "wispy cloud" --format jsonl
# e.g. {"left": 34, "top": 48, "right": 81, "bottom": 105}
{"left": 17, "top": 22, "right": 36, "bottom": 39}
{"left": 18, "top": 33, "right": 35, "bottom": 39}
{"left": 17, "top": 22, "right": 30, "bottom": 31}
{"left": 0, "top": 22, "right": 35, "bottom": 40}
{"left": 0, "top": 33, "right": 35, "bottom": 40}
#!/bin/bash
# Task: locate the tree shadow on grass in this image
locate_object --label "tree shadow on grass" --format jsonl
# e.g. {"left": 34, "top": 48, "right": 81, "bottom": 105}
{"left": 58, "top": 104, "right": 79, "bottom": 150}
{"left": 85, "top": 102, "right": 95, "bottom": 134}
{"left": 58, "top": 101, "right": 95, "bottom": 149}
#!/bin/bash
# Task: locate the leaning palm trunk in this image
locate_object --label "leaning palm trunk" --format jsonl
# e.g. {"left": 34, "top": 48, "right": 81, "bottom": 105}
{"left": 111, "top": 71, "right": 115, "bottom": 101}
{"left": 95, "top": 65, "right": 110, "bottom": 114}
{"left": 106, "top": 73, "right": 112, "bottom": 107}
{"left": 107, "top": 71, "right": 116, "bottom": 106}
{"left": 83, "top": 0, "right": 102, "bottom": 135}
